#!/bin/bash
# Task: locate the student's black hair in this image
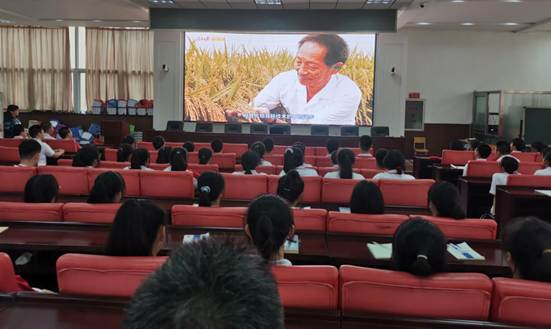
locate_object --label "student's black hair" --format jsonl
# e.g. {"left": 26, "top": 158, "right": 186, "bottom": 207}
{"left": 198, "top": 148, "right": 213, "bottom": 164}
{"left": 283, "top": 147, "right": 304, "bottom": 174}
{"left": 6, "top": 104, "right": 19, "bottom": 113}
{"left": 121, "top": 135, "right": 135, "bottom": 145}
{"left": 359, "top": 135, "right": 372, "bottom": 152}
{"left": 337, "top": 148, "right": 355, "bottom": 179}
{"left": 130, "top": 148, "right": 150, "bottom": 169}
{"left": 496, "top": 140, "right": 511, "bottom": 155}
{"left": 246, "top": 195, "right": 294, "bottom": 261}
{"left": 428, "top": 181, "right": 466, "bottom": 219}
{"left": 292, "top": 141, "right": 306, "bottom": 155}
{"left": 117, "top": 143, "right": 134, "bottom": 162}
{"left": 476, "top": 143, "right": 492, "bottom": 159}
{"left": 197, "top": 172, "right": 225, "bottom": 207}
{"left": 375, "top": 148, "right": 388, "bottom": 169}
{"left": 383, "top": 149, "right": 406, "bottom": 174}
{"left": 41, "top": 121, "right": 53, "bottom": 134}
{"left": 182, "top": 141, "right": 195, "bottom": 152}
{"left": 326, "top": 139, "right": 340, "bottom": 154}
{"left": 350, "top": 181, "right": 384, "bottom": 214}
{"left": 531, "top": 141, "right": 546, "bottom": 154}
{"left": 277, "top": 170, "right": 304, "bottom": 205}
{"left": 263, "top": 138, "right": 274, "bottom": 153}
{"left": 544, "top": 151, "right": 551, "bottom": 167}
{"left": 511, "top": 138, "right": 526, "bottom": 152}
{"left": 468, "top": 139, "right": 481, "bottom": 151}
{"left": 330, "top": 150, "right": 338, "bottom": 165}
{"left": 12, "top": 124, "right": 24, "bottom": 137}
{"left": 152, "top": 136, "right": 165, "bottom": 150}
{"left": 105, "top": 199, "right": 166, "bottom": 256}
{"left": 504, "top": 217, "right": 551, "bottom": 283}
{"left": 18, "top": 139, "right": 41, "bottom": 160}
{"left": 392, "top": 218, "right": 447, "bottom": 277}
{"left": 156, "top": 146, "right": 172, "bottom": 164}
{"left": 28, "top": 124, "right": 43, "bottom": 138}
{"left": 58, "top": 126, "right": 71, "bottom": 139}
{"left": 87, "top": 171, "right": 126, "bottom": 203}
{"left": 501, "top": 156, "right": 519, "bottom": 174}
{"left": 72, "top": 145, "right": 100, "bottom": 167}
{"left": 211, "top": 139, "right": 223, "bottom": 153}
{"left": 24, "top": 174, "right": 59, "bottom": 203}
{"left": 250, "top": 141, "right": 266, "bottom": 159}
{"left": 122, "top": 237, "right": 283, "bottom": 329}
{"left": 448, "top": 140, "right": 466, "bottom": 151}
{"left": 241, "top": 151, "right": 260, "bottom": 175}
{"left": 169, "top": 147, "right": 188, "bottom": 171}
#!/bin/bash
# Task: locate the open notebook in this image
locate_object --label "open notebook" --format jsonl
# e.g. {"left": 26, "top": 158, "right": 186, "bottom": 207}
{"left": 366, "top": 241, "right": 485, "bottom": 261}
{"left": 284, "top": 235, "right": 300, "bottom": 254}
{"left": 536, "top": 190, "right": 551, "bottom": 198}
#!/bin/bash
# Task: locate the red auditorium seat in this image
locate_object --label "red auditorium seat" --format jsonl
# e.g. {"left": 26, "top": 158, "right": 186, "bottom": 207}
{"left": 315, "top": 156, "right": 333, "bottom": 168}
{"left": 0, "top": 166, "right": 37, "bottom": 194}
{"left": 340, "top": 265, "right": 492, "bottom": 320}
{"left": 378, "top": 179, "right": 434, "bottom": 208}
{"left": 355, "top": 157, "right": 377, "bottom": 169}
{"left": 491, "top": 277, "right": 551, "bottom": 327}
{"left": 187, "top": 152, "right": 199, "bottom": 164}
{"left": 487, "top": 152, "right": 499, "bottom": 161}
{"left": 194, "top": 142, "right": 211, "bottom": 150}
{"left": 0, "top": 202, "right": 63, "bottom": 222}
{"left": 44, "top": 139, "right": 80, "bottom": 153}
{"left": 316, "top": 166, "right": 339, "bottom": 177}
{"left": 188, "top": 163, "right": 219, "bottom": 174}
{"left": 518, "top": 162, "right": 543, "bottom": 175}
{"left": 272, "top": 265, "right": 339, "bottom": 311}
{"left": 506, "top": 174, "right": 551, "bottom": 188}
{"left": 165, "top": 142, "right": 185, "bottom": 149}
{"left": 222, "top": 143, "right": 248, "bottom": 155}
{"left": 136, "top": 142, "right": 155, "bottom": 151}
{"left": 140, "top": 171, "right": 194, "bottom": 199}
{"left": 38, "top": 166, "right": 89, "bottom": 195}
{"left": 267, "top": 175, "right": 322, "bottom": 204}
{"left": 415, "top": 216, "right": 497, "bottom": 240}
{"left": 222, "top": 173, "right": 267, "bottom": 201}
{"left": 171, "top": 205, "right": 246, "bottom": 228}
{"left": 0, "top": 139, "right": 22, "bottom": 148}
{"left": 511, "top": 151, "right": 539, "bottom": 163}
{"left": 441, "top": 150, "right": 476, "bottom": 166}
{"left": 465, "top": 161, "right": 501, "bottom": 178}
{"left": 88, "top": 168, "right": 141, "bottom": 197}
{"left": 149, "top": 163, "right": 170, "bottom": 171}
{"left": 327, "top": 213, "right": 408, "bottom": 235}
{"left": 264, "top": 154, "right": 283, "bottom": 166}
{"left": 0, "top": 146, "right": 20, "bottom": 163}
{"left": 304, "top": 155, "right": 316, "bottom": 166}
{"left": 271, "top": 145, "right": 287, "bottom": 155}
{"left": 0, "top": 252, "right": 22, "bottom": 292}
{"left": 104, "top": 148, "right": 117, "bottom": 161}
{"left": 149, "top": 150, "right": 158, "bottom": 163}
{"left": 212, "top": 153, "right": 236, "bottom": 170}
{"left": 57, "top": 158, "right": 73, "bottom": 166}
{"left": 98, "top": 161, "right": 129, "bottom": 169}
{"left": 234, "top": 164, "right": 276, "bottom": 175}
{"left": 62, "top": 203, "right": 121, "bottom": 224}
{"left": 293, "top": 208, "right": 327, "bottom": 232}
{"left": 56, "top": 253, "right": 167, "bottom": 298}
{"left": 305, "top": 147, "right": 318, "bottom": 156}
{"left": 321, "top": 178, "right": 361, "bottom": 204}
{"left": 359, "top": 169, "right": 383, "bottom": 179}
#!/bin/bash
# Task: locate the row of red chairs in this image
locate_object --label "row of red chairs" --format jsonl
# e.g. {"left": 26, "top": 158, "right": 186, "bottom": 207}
{"left": 442, "top": 150, "right": 543, "bottom": 166}
{"left": 0, "top": 141, "right": 81, "bottom": 163}
{"left": 465, "top": 160, "right": 545, "bottom": 177}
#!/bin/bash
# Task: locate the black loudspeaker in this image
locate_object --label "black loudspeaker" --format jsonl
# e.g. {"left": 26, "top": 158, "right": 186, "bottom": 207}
{"left": 251, "top": 123, "right": 268, "bottom": 134}
{"left": 195, "top": 122, "right": 213, "bottom": 133}
{"left": 311, "top": 125, "right": 329, "bottom": 136}
{"left": 269, "top": 125, "right": 291, "bottom": 135}
{"left": 166, "top": 121, "right": 183, "bottom": 132}
{"left": 371, "top": 126, "right": 390, "bottom": 137}
{"left": 224, "top": 123, "right": 242, "bottom": 133}
{"left": 341, "top": 126, "right": 359, "bottom": 136}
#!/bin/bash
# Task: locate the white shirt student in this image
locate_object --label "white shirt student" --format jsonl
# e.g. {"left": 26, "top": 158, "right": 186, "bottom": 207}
{"left": 233, "top": 170, "right": 266, "bottom": 175}
{"left": 323, "top": 171, "right": 365, "bottom": 180}
{"left": 260, "top": 159, "right": 272, "bottom": 166}
{"left": 535, "top": 167, "right": 551, "bottom": 176}
{"left": 497, "top": 154, "right": 519, "bottom": 162}
{"left": 357, "top": 152, "right": 373, "bottom": 157}
{"left": 372, "top": 170, "right": 415, "bottom": 181}
{"left": 43, "top": 133, "right": 56, "bottom": 140}
{"left": 34, "top": 138, "right": 56, "bottom": 166}
{"left": 462, "top": 158, "right": 487, "bottom": 176}
{"left": 123, "top": 166, "right": 153, "bottom": 171}
{"left": 279, "top": 165, "right": 319, "bottom": 177}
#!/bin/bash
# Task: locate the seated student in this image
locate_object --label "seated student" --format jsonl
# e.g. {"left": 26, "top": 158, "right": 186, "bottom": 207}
{"left": 117, "top": 143, "right": 134, "bottom": 162}
{"left": 490, "top": 156, "right": 519, "bottom": 213}
{"left": 392, "top": 218, "right": 447, "bottom": 276}
{"left": 152, "top": 136, "right": 165, "bottom": 150}
{"left": 324, "top": 148, "right": 365, "bottom": 180}
{"left": 466, "top": 139, "right": 480, "bottom": 151}
{"left": 121, "top": 135, "right": 136, "bottom": 148}
{"left": 16, "top": 139, "right": 41, "bottom": 167}
{"left": 72, "top": 145, "right": 100, "bottom": 168}
{"left": 462, "top": 143, "right": 492, "bottom": 176}
{"left": 124, "top": 148, "right": 153, "bottom": 171}
{"left": 511, "top": 138, "right": 527, "bottom": 152}
{"left": 428, "top": 181, "right": 466, "bottom": 219}
{"left": 291, "top": 141, "right": 313, "bottom": 167}
{"left": 12, "top": 124, "right": 27, "bottom": 139}
{"left": 263, "top": 137, "right": 274, "bottom": 155}
{"left": 211, "top": 139, "right": 223, "bottom": 153}
{"left": 182, "top": 141, "right": 195, "bottom": 153}
{"left": 279, "top": 147, "right": 318, "bottom": 177}
{"left": 250, "top": 141, "right": 272, "bottom": 166}
{"left": 198, "top": 148, "right": 213, "bottom": 165}
{"left": 374, "top": 148, "right": 388, "bottom": 170}
{"left": 41, "top": 121, "right": 56, "bottom": 140}
{"left": 164, "top": 148, "right": 197, "bottom": 186}
{"left": 372, "top": 150, "right": 415, "bottom": 181}
{"left": 358, "top": 135, "right": 373, "bottom": 157}
{"left": 24, "top": 174, "right": 59, "bottom": 203}
{"left": 448, "top": 139, "right": 466, "bottom": 151}
{"left": 535, "top": 150, "right": 551, "bottom": 176}
{"left": 28, "top": 124, "right": 64, "bottom": 166}
{"left": 197, "top": 172, "right": 224, "bottom": 207}
{"left": 122, "top": 238, "right": 283, "bottom": 329}
{"left": 350, "top": 181, "right": 384, "bottom": 214}
{"left": 234, "top": 151, "right": 264, "bottom": 175}
{"left": 156, "top": 146, "right": 172, "bottom": 164}
{"left": 531, "top": 141, "right": 546, "bottom": 155}
{"left": 58, "top": 127, "right": 73, "bottom": 140}
{"left": 328, "top": 150, "right": 339, "bottom": 169}
{"left": 87, "top": 171, "right": 126, "bottom": 204}
{"left": 326, "top": 139, "right": 340, "bottom": 157}
{"left": 277, "top": 170, "right": 304, "bottom": 207}
{"left": 245, "top": 195, "right": 295, "bottom": 266}
{"left": 105, "top": 199, "right": 166, "bottom": 256}
{"left": 496, "top": 140, "right": 518, "bottom": 162}
{"left": 504, "top": 217, "right": 551, "bottom": 282}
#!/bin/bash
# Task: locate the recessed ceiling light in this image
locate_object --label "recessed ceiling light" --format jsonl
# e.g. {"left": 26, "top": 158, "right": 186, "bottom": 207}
{"left": 132, "top": 20, "right": 142, "bottom": 23}
{"left": 503, "top": 22, "right": 519, "bottom": 26}
{"left": 148, "top": 0, "right": 175, "bottom": 3}
{"left": 450, "top": 0, "right": 465, "bottom": 3}
{"left": 461, "top": 22, "right": 475, "bottom": 26}
{"left": 255, "top": 0, "right": 282, "bottom": 4}
{"left": 93, "top": 19, "right": 102, "bottom": 22}
{"left": 55, "top": 19, "right": 64, "bottom": 22}
{"left": 416, "top": 22, "right": 432, "bottom": 26}
{"left": 503, "top": 0, "right": 523, "bottom": 3}
{"left": 365, "top": 0, "right": 392, "bottom": 4}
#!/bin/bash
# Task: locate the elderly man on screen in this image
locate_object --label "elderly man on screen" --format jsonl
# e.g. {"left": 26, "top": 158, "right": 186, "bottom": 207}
{"left": 252, "top": 33, "right": 362, "bottom": 125}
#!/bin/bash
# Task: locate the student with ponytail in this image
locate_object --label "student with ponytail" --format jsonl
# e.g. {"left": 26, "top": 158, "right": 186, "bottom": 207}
{"left": 392, "top": 218, "right": 447, "bottom": 276}
{"left": 165, "top": 147, "right": 197, "bottom": 185}
{"left": 428, "top": 181, "right": 466, "bottom": 219}
{"left": 156, "top": 146, "right": 172, "bottom": 164}
{"left": 279, "top": 146, "right": 318, "bottom": 177}
{"left": 245, "top": 195, "right": 295, "bottom": 266}
{"left": 125, "top": 148, "right": 153, "bottom": 171}
{"left": 117, "top": 143, "right": 134, "bottom": 162}
{"left": 350, "top": 181, "right": 384, "bottom": 214}
{"left": 234, "top": 151, "right": 262, "bottom": 175}
{"left": 250, "top": 141, "right": 272, "bottom": 166}
{"left": 197, "top": 172, "right": 225, "bottom": 207}
{"left": 277, "top": 170, "right": 304, "bottom": 207}
{"left": 324, "top": 148, "right": 365, "bottom": 179}
{"left": 373, "top": 149, "right": 415, "bottom": 181}
{"left": 87, "top": 171, "right": 126, "bottom": 203}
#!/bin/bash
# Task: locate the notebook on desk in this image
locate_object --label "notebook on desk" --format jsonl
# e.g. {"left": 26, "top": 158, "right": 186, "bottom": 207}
{"left": 284, "top": 235, "right": 300, "bottom": 254}
{"left": 535, "top": 190, "right": 551, "bottom": 198}
{"left": 367, "top": 242, "right": 392, "bottom": 260}
{"left": 339, "top": 207, "right": 351, "bottom": 213}
{"left": 182, "top": 232, "right": 209, "bottom": 244}
{"left": 0, "top": 227, "right": 8, "bottom": 234}
{"left": 447, "top": 242, "right": 485, "bottom": 261}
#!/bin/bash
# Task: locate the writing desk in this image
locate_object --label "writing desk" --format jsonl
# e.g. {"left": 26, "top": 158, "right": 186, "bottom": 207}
{"left": 413, "top": 156, "right": 441, "bottom": 179}
{"left": 458, "top": 177, "right": 493, "bottom": 218}
{"left": 432, "top": 165, "right": 464, "bottom": 184}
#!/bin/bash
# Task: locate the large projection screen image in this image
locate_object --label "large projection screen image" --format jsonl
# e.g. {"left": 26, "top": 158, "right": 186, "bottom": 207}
{"left": 184, "top": 32, "right": 375, "bottom": 126}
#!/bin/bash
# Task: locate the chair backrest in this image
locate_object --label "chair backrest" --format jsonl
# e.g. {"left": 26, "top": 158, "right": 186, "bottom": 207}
{"left": 271, "top": 145, "right": 287, "bottom": 155}
{"left": 518, "top": 162, "right": 543, "bottom": 175}
{"left": 56, "top": 253, "right": 167, "bottom": 298}
{"left": 441, "top": 150, "right": 476, "bottom": 166}
{"left": 149, "top": 150, "right": 159, "bottom": 163}
{"left": 222, "top": 143, "right": 248, "bottom": 155}
{"left": 211, "top": 153, "right": 236, "bottom": 170}
{"left": 57, "top": 158, "right": 73, "bottom": 166}
{"left": 304, "top": 155, "right": 316, "bottom": 165}
{"left": 0, "top": 252, "right": 21, "bottom": 292}
{"left": 327, "top": 213, "right": 408, "bottom": 235}
{"left": 188, "top": 163, "right": 219, "bottom": 174}
{"left": 465, "top": 161, "right": 501, "bottom": 178}
{"left": 272, "top": 265, "right": 339, "bottom": 311}
{"left": 0, "top": 166, "right": 37, "bottom": 193}
{"left": 136, "top": 142, "right": 155, "bottom": 151}
{"left": 354, "top": 157, "right": 377, "bottom": 169}
{"left": 234, "top": 165, "right": 276, "bottom": 175}
{"left": 340, "top": 265, "right": 493, "bottom": 320}
{"left": 62, "top": 203, "right": 121, "bottom": 224}
{"left": 0, "top": 202, "right": 63, "bottom": 222}
{"left": 267, "top": 175, "right": 322, "bottom": 204}
{"left": 315, "top": 156, "right": 333, "bottom": 168}
{"left": 171, "top": 205, "right": 246, "bottom": 228}
{"left": 140, "top": 171, "right": 194, "bottom": 199}
{"left": 263, "top": 154, "right": 284, "bottom": 166}
{"left": 148, "top": 163, "right": 170, "bottom": 171}
{"left": 317, "top": 166, "right": 339, "bottom": 177}
{"left": 44, "top": 139, "right": 80, "bottom": 153}
{"left": 293, "top": 208, "right": 327, "bottom": 232}
{"left": 222, "top": 173, "right": 268, "bottom": 201}
{"left": 37, "top": 166, "right": 89, "bottom": 195}
{"left": 0, "top": 138, "right": 22, "bottom": 148}
{"left": 321, "top": 178, "right": 360, "bottom": 205}
{"left": 0, "top": 146, "right": 20, "bottom": 163}
{"left": 98, "top": 160, "right": 129, "bottom": 169}
{"left": 415, "top": 216, "right": 497, "bottom": 240}
{"left": 378, "top": 179, "right": 434, "bottom": 208}
{"left": 413, "top": 136, "right": 427, "bottom": 150}
{"left": 359, "top": 169, "right": 383, "bottom": 179}
{"left": 491, "top": 277, "right": 551, "bottom": 327}
{"left": 88, "top": 168, "right": 141, "bottom": 197}
{"left": 506, "top": 174, "right": 551, "bottom": 188}
{"left": 104, "top": 148, "right": 118, "bottom": 161}
{"left": 305, "top": 147, "right": 319, "bottom": 156}
{"left": 511, "top": 151, "right": 539, "bottom": 163}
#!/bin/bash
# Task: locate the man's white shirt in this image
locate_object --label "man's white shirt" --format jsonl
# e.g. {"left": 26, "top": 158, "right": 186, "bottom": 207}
{"left": 34, "top": 138, "right": 55, "bottom": 166}
{"left": 253, "top": 70, "right": 362, "bottom": 125}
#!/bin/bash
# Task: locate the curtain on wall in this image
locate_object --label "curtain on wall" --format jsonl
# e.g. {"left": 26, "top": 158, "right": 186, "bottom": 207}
{"left": 86, "top": 28, "right": 153, "bottom": 108}
{"left": 0, "top": 26, "right": 72, "bottom": 111}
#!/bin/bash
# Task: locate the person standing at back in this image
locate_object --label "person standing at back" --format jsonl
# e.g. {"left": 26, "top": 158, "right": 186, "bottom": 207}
{"left": 3, "top": 105, "right": 22, "bottom": 138}
{"left": 28, "top": 124, "right": 64, "bottom": 166}
{"left": 372, "top": 150, "right": 414, "bottom": 181}
{"left": 16, "top": 139, "right": 41, "bottom": 167}
{"left": 324, "top": 148, "right": 365, "bottom": 180}
{"left": 358, "top": 135, "right": 373, "bottom": 157}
